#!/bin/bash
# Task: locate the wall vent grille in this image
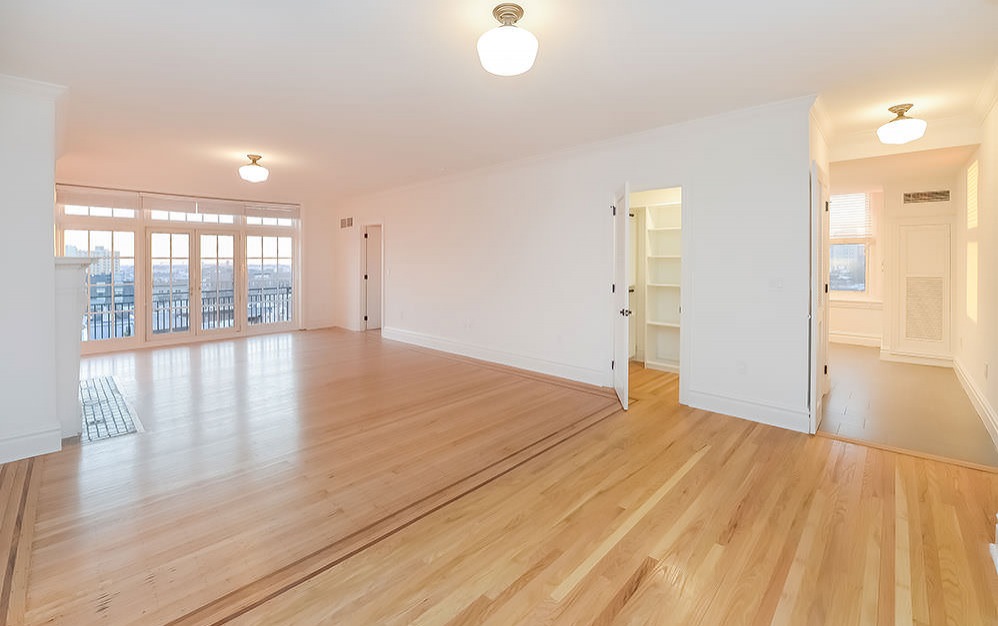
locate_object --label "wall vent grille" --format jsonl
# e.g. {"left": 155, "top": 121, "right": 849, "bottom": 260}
{"left": 903, "top": 190, "right": 950, "bottom": 204}
{"left": 905, "top": 277, "right": 944, "bottom": 341}
{"left": 339, "top": 217, "right": 354, "bottom": 228}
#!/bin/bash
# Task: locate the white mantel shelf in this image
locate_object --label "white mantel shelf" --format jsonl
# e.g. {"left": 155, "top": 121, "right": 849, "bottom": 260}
{"left": 55, "top": 256, "right": 96, "bottom": 267}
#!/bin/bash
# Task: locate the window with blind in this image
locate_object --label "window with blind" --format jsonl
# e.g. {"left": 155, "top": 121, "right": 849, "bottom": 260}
{"left": 967, "top": 161, "right": 979, "bottom": 321}
{"left": 967, "top": 161, "right": 979, "bottom": 230}
{"left": 829, "top": 193, "right": 872, "bottom": 293}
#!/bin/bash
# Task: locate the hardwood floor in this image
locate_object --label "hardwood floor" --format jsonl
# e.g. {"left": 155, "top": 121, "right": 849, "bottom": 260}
{"left": 3, "top": 331, "right": 998, "bottom": 625}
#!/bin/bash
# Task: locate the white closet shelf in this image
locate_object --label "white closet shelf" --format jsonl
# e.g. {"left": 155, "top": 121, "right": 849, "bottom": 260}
{"left": 647, "top": 321, "right": 680, "bottom": 328}
{"left": 647, "top": 283, "right": 680, "bottom": 288}
{"left": 647, "top": 255, "right": 681, "bottom": 259}
{"left": 647, "top": 226, "right": 681, "bottom": 232}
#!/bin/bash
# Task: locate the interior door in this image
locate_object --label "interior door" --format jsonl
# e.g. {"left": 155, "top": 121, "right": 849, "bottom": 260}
{"left": 808, "top": 162, "right": 828, "bottom": 433}
{"left": 364, "top": 225, "right": 383, "bottom": 330}
{"left": 612, "top": 184, "right": 631, "bottom": 410}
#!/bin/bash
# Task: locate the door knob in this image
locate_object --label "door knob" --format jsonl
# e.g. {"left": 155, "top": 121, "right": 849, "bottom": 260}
{"left": 619, "top": 309, "right": 632, "bottom": 317}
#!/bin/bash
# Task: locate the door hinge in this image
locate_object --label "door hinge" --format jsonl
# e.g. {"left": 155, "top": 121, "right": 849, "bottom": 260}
{"left": 611, "top": 205, "right": 616, "bottom": 216}
{"left": 611, "top": 360, "right": 615, "bottom": 370}
{"left": 824, "top": 201, "right": 829, "bottom": 212}
{"left": 364, "top": 315, "right": 368, "bottom": 321}
{"left": 824, "top": 365, "right": 828, "bottom": 375}
{"left": 364, "top": 274, "right": 368, "bottom": 280}
{"left": 612, "top": 283, "right": 615, "bottom": 293}
{"left": 824, "top": 283, "right": 828, "bottom": 293}
{"left": 364, "top": 233, "right": 369, "bottom": 238}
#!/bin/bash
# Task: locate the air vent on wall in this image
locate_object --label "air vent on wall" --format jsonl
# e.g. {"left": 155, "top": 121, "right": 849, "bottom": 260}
{"left": 905, "top": 277, "right": 944, "bottom": 341}
{"left": 903, "top": 190, "right": 950, "bottom": 204}
{"left": 339, "top": 217, "right": 354, "bottom": 228}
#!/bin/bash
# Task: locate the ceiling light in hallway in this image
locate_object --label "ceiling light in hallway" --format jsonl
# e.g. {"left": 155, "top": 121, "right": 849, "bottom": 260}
{"left": 239, "top": 154, "right": 269, "bottom": 183}
{"left": 477, "top": 3, "right": 538, "bottom": 76}
{"left": 876, "top": 104, "right": 927, "bottom": 145}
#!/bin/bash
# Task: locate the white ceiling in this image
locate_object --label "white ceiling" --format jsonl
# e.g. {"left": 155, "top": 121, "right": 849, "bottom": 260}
{"left": 832, "top": 145, "right": 979, "bottom": 192}
{"left": 1, "top": 0, "right": 996, "bottom": 204}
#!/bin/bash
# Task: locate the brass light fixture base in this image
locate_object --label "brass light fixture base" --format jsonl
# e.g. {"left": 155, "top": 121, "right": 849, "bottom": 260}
{"left": 246, "top": 154, "right": 263, "bottom": 164}
{"left": 493, "top": 3, "right": 525, "bottom": 25}
{"left": 887, "top": 104, "right": 914, "bottom": 119}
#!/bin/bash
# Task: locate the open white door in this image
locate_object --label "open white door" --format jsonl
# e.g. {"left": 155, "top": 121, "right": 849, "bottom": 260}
{"left": 363, "top": 225, "right": 383, "bottom": 330}
{"left": 808, "top": 162, "right": 829, "bottom": 433}
{"left": 612, "top": 184, "right": 631, "bottom": 410}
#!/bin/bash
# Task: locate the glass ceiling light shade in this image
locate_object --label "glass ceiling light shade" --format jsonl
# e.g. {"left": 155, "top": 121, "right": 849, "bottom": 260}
{"left": 478, "top": 3, "right": 538, "bottom": 77}
{"left": 876, "top": 104, "right": 927, "bottom": 145}
{"left": 239, "top": 154, "right": 269, "bottom": 183}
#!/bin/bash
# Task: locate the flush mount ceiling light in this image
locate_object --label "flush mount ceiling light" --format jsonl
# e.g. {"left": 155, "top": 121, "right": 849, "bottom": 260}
{"left": 876, "top": 104, "right": 927, "bottom": 145}
{"left": 239, "top": 154, "right": 269, "bottom": 183}
{"left": 477, "top": 3, "right": 538, "bottom": 76}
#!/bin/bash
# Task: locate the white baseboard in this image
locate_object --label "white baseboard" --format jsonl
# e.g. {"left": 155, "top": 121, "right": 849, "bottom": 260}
{"left": 304, "top": 318, "right": 338, "bottom": 330}
{"left": 829, "top": 332, "right": 881, "bottom": 348}
{"left": 953, "top": 357, "right": 998, "bottom": 453}
{"left": 381, "top": 327, "right": 609, "bottom": 388}
{"left": 0, "top": 427, "right": 61, "bottom": 464}
{"left": 684, "top": 389, "right": 810, "bottom": 434}
{"left": 880, "top": 350, "right": 953, "bottom": 368}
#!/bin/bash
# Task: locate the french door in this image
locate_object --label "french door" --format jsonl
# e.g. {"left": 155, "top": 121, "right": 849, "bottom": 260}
{"left": 147, "top": 228, "right": 241, "bottom": 341}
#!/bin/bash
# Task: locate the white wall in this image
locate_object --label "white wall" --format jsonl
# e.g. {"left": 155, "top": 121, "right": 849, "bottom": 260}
{"left": 955, "top": 95, "right": 998, "bottom": 448}
{"left": 829, "top": 301, "right": 883, "bottom": 347}
{"left": 299, "top": 203, "right": 338, "bottom": 330}
{"left": 333, "top": 96, "right": 817, "bottom": 432}
{"left": 0, "top": 75, "right": 65, "bottom": 463}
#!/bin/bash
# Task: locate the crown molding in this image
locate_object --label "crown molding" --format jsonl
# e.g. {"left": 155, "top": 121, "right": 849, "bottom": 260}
{"left": 810, "top": 95, "right": 836, "bottom": 145}
{"left": 975, "top": 57, "right": 998, "bottom": 122}
{"left": 0, "top": 73, "right": 66, "bottom": 101}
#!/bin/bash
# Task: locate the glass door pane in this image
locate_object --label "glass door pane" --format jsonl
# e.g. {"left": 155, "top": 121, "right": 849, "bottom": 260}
{"left": 150, "top": 231, "right": 191, "bottom": 336}
{"left": 200, "top": 234, "right": 236, "bottom": 332}
{"left": 247, "top": 235, "right": 294, "bottom": 326}
{"left": 63, "top": 229, "right": 137, "bottom": 342}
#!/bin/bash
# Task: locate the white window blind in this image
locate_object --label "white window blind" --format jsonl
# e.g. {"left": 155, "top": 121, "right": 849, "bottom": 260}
{"left": 140, "top": 194, "right": 198, "bottom": 213}
{"left": 57, "top": 185, "right": 141, "bottom": 210}
{"left": 829, "top": 193, "right": 871, "bottom": 239}
{"left": 58, "top": 185, "right": 300, "bottom": 221}
{"left": 967, "top": 161, "right": 979, "bottom": 230}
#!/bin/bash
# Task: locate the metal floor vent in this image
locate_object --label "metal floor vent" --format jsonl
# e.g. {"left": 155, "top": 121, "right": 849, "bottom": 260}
{"left": 80, "top": 376, "right": 142, "bottom": 443}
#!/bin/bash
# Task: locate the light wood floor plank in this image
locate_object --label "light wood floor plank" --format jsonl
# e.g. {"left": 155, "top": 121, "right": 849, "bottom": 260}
{"left": 1, "top": 333, "right": 996, "bottom": 625}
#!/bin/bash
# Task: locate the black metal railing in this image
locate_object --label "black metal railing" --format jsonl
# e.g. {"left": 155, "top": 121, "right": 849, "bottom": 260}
{"left": 84, "top": 286, "right": 292, "bottom": 340}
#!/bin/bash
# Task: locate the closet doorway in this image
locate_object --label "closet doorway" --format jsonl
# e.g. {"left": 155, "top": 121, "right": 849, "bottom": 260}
{"left": 629, "top": 187, "right": 684, "bottom": 375}
{"left": 613, "top": 187, "right": 691, "bottom": 409}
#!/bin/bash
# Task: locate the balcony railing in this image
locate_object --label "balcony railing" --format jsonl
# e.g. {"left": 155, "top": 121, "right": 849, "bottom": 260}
{"left": 83, "top": 286, "right": 292, "bottom": 340}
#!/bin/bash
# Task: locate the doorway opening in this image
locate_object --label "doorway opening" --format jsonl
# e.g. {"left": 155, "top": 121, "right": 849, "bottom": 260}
{"left": 363, "top": 225, "right": 383, "bottom": 331}
{"left": 815, "top": 146, "right": 998, "bottom": 467}
{"left": 613, "top": 185, "right": 684, "bottom": 411}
